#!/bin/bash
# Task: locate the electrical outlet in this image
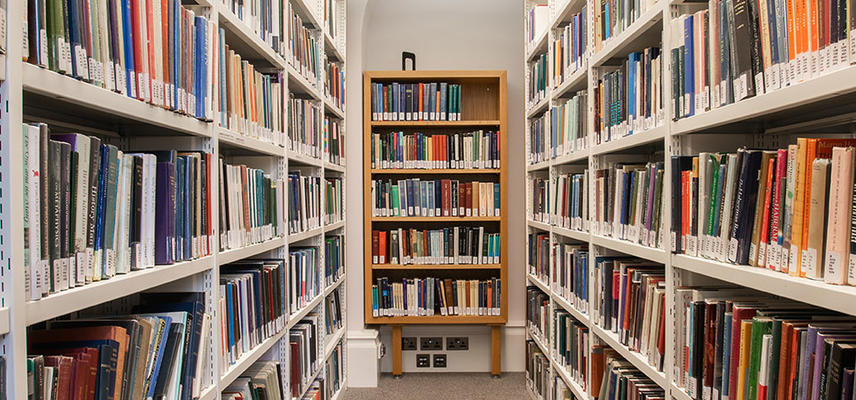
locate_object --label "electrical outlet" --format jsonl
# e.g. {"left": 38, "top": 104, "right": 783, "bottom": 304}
{"left": 446, "top": 336, "right": 469, "bottom": 351}
{"left": 420, "top": 337, "right": 443, "bottom": 351}
{"left": 433, "top": 354, "right": 447, "bottom": 368}
{"left": 402, "top": 337, "right": 417, "bottom": 351}
{"left": 416, "top": 354, "right": 431, "bottom": 368}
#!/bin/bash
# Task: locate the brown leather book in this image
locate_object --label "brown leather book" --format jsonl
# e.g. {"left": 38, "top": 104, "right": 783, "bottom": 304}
{"left": 444, "top": 279, "right": 454, "bottom": 315}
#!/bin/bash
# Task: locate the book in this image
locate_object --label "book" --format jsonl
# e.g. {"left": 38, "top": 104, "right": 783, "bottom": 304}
{"left": 551, "top": 10, "right": 588, "bottom": 88}
{"left": 529, "top": 53, "right": 548, "bottom": 106}
{"left": 553, "top": 308, "right": 589, "bottom": 389}
{"left": 371, "top": 178, "right": 500, "bottom": 218}
{"left": 217, "top": 30, "right": 285, "bottom": 146}
{"left": 593, "top": 48, "right": 664, "bottom": 144}
{"left": 323, "top": 177, "right": 343, "bottom": 225}
{"left": 372, "top": 130, "right": 500, "bottom": 170}
{"left": 289, "top": 313, "right": 320, "bottom": 397}
{"left": 526, "top": 4, "right": 548, "bottom": 43}
{"left": 27, "top": 0, "right": 215, "bottom": 118}
{"left": 324, "top": 235, "right": 344, "bottom": 287}
{"left": 288, "top": 248, "right": 321, "bottom": 315}
{"left": 324, "top": 116, "right": 345, "bottom": 166}
{"left": 825, "top": 147, "right": 855, "bottom": 284}
{"left": 371, "top": 82, "right": 462, "bottom": 121}
{"left": 288, "top": 95, "right": 322, "bottom": 158}
{"left": 219, "top": 259, "right": 287, "bottom": 368}
{"left": 285, "top": 170, "right": 319, "bottom": 235}
{"left": 286, "top": 2, "right": 320, "bottom": 83}
{"left": 325, "top": 59, "right": 345, "bottom": 111}
{"left": 223, "top": 360, "right": 286, "bottom": 400}
{"left": 372, "top": 276, "right": 501, "bottom": 317}
{"left": 594, "top": 162, "right": 666, "bottom": 248}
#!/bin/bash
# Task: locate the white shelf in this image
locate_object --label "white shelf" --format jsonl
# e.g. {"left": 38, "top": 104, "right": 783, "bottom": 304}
{"left": 551, "top": 358, "right": 591, "bottom": 400}
{"left": 218, "top": 127, "right": 286, "bottom": 157}
{"left": 325, "top": 274, "right": 346, "bottom": 297}
{"left": 589, "top": 1, "right": 665, "bottom": 67}
{"left": 526, "top": 29, "right": 550, "bottom": 60}
{"left": 553, "top": 149, "right": 590, "bottom": 164}
{"left": 199, "top": 384, "right": 219, "bottom": 400}
{"left": 23, "top": 63, "right": 211, "bottom": 137}
{"left": 590, "top": 235, "right": 667, "bottom": 263}
{"left": 218, "top": 237, "right": 287, "bottom": 266}
{"left": 324, "top": 96, "right": 346, "bottom": 119}
{"left": 551, "top": 0, "right": 588, "bottom": 29}
{"left": 287, "top": 64, "right": 323, "bottom": 100}
{"left": 324, "top": 30, "right": 346, "bottom": 62}
{"left": 527, "top": 273, "right": 552, "bottom": 294}
{"left": 324, "top": 220, "right": 345, "bottom": 232}
{"left": 671, "top": 254, "right": 856, "bottom": 317}
{"left": 552, "top": 64, "right": 588, "bottom": 100}
{"left": 324, "top": 327, "right": 347, "bottom": 360}
{"left": 589, "top": 324, "right": 667, "bottom": 388}
{"left": 527, "top": 219, "right": 552, "bottom": 232}
{"left": 590, "top": 125, "right": 666, "bottom": 156}
{"left": 670, "top": 382, "right": 693, "bottom": 400}
{"left": 527, "top": 96, "right": 551, "bottom": 119}
{"left": 288, "top": 149, "right": 325, "bottom": 167}
{"left": 527, "top": 159, "right": 551, "bottom": 172}
{"left": 527, "top": 326, "right": 551, "bottom": 355}
{"left": 552, "top": 293, "right": 590, "bottom": 327}
{"left": 323, "top": 161, "right": 346, "bottom": 173}
{"left": 26, "top": 256, "right": 214, "bottom": 325}
{"left": 288, "top": 293, "right": 325, "bottom": 329}
{"left": 671, "top": 66, "right": 856, "bottom": 135}
{"left": 217, "top": 6, "right": 287, "bottom": 69}
{"left": 552, "top": 226, "right": 589, "bottom": 242}
{"left": 220, "top": 329, "right": 287, "bottom": 387}
{"left": 289, "top": 226, "right": 324, "bottom": 243}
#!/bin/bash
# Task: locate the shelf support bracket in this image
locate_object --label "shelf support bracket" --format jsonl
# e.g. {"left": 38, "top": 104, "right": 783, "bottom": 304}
{"left": 392, "top": 325, "right": 403, "bottom": 377}
{"left": 491, "top": 324, "right": 502, "bottom": 377}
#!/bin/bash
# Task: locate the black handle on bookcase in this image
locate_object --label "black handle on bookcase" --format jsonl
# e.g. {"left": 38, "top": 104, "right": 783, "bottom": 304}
{"left": 402, "top": 52, "right": 416, "bottom": 71}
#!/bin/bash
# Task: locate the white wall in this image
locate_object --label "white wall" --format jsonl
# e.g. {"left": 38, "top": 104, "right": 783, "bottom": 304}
{"left": 345, "top": 0, "right": 526, "bottom": 379}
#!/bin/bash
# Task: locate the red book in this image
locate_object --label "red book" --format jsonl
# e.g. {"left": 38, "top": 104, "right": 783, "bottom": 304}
{"left": 442, "top": 180, "right": 451, "bottom": 216}
{"left": 161, "top": 0, "right": 170, "bottom": 107}
{"left": 131, "top": 0, "right": 144, "bottom": 99}
{"left": 44, "top": 355, "right": 74, "bottom": 400}
{"left": 465, "top": 183, "right": 473, "bottom": 216}
{"left": 728, "top": 304, "right": 758, "bottom": 400}
{"left": 290, "top": 342, "right": 301, "bottom": 397}
{"left": 768, "top": 149, "right": 788, "bottom": 269}
{"left": 418, "top": 84, "right": 424, "bottom": 119}
{"left": 379, "top": 231, "right": 387, "bottom": 264}
{"left": 658, "top": 295, "right": 667, "bottom": 365}
{"left": 758, "top": 157, "right": 775, "bottom": 266}
{"left": 682, "top": 170, "right": 691, "bottom": 250}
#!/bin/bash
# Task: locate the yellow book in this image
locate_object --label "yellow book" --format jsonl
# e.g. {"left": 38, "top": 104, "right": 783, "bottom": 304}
{"left": 790, "top": 138, "right": 808, "bottom": 276}
{"left": 736, "top": 320, "right": 754, "bottom": 400}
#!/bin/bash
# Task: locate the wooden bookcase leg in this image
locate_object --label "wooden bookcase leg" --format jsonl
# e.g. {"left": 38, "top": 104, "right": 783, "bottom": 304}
{"left": 491, "top": 325, "right": 502, "bottom": 377}
{"left": 392, "top": 325, "right": 403, "bottom": 377}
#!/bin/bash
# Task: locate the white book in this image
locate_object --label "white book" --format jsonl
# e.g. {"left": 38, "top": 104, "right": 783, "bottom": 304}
{"left": 25, "top": 125, "right": 43, "bottom": 300}
{"left": 115, "top": 154, "right": 133, "bottom": 274}
{"left": 697, "top": 153, "right": 711, "bottom": 257}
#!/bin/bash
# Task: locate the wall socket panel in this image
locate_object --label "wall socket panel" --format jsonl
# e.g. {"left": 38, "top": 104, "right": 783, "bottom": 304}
{"left": 402, "top": 337, "right": 417, "bottom": 351}
{"left": 420, "top": 337, "right": 443, "bottom": 351}
{"left": 433, "top": 354, "right": 447, "bottom": 368}
{"left": 416, "top": 354, "right": 431, "bottom": 368}
{"left": 446, "top": 337, "right": 469, "bottom": 350}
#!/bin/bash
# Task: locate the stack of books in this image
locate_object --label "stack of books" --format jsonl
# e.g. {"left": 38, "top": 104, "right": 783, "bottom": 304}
{"left": 324, "top": 235, "right": 344, "bottom": 286}
{"left": 217, "top": 29, "right": 285, "bottom": 146}
{"left": 527, "top": 286, "right": 551, "bottom": 341}
{"left": 372, "top": 277, "right": 502, "bottom": 317}
{"left": 593, "top": 47, "right": 664, "bottom": 144}
{"left": 553, "top": 309, "right": 589, "bottom": 390}
{"left": 597, "top": 353, "right": 666, "bottom": 400}
{"left": 286, "top": 2, "right": 320, "bottom": 83}
{"left": 26, "top": 0, "right": 215, "bottom": 120}
{"left": 324, "top": 177, "right": 343, "bottom": 225}
{"left": 28, "top": 292, "right": 211, "bottom": 400}
{"left": 593, "top": 161, "right": 666, "bottom": 249}
{"left": 325, "top": 60, "right": 345, "bottom": 110}
{"left": 219, "top": 261, "right": 287, "bottom": 368}
{"left": 371, "top": 227, "right": 500, "bottom": 265}
{"left": 288, "top": 171, "right": 321, "bottom": 234}
{"left": 526, "top": 340, "right": 551, "bottom": 398}
{"left": 551, "top": 91, "right": 589, "bottom": 157}
{"left": 370, "top": 178, "right": 500, "bottom": 218}
{"left": 289, "top": 247, "right": 321, "bottom": 313}
{"left": 324, "top": 117, "right": 345, "bottom": 165}
{"left": 552, "top": 171, "right": 589, "bottom": 231}
{"left": 223, "top": 361, "right": 286, "bottom": 400}
{"left": 23, "top": 123, "right": 213, "bottom": 301}
{"left": 528, "top": 232, "right": 551, "bottom": 283}
{"left": 553, "top": 9, "right": 588, "bottom": 87}
{"left": 551, "top": 243, "right": 589, "bottom": 311}
{"left": 219, "top": 161, "right": 285, "bottom": 251}
{"left": 670, "top": 141, "right": 856, "bottom": 285}
{"left": 370, "top": 130, "right": 500, "bottom": 170}
{"left": 370, "top": 82, "right": 463, "bottom": 121}
{"left": 290, "top": 313, "right": 321, "bottom": 398}
{"left": 529, "top": 53, "right": 549, "bottom": 107}
{"left": 289, "top": 96, "right": 322, "bottom": 159}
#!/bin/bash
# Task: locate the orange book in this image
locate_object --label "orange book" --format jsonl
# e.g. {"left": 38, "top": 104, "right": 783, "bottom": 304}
{"left": 791, "top": 138, "right": 808, "bottom": 276}
{"left": 787, "top": 0, "right": 797, "bottom": 61}
{"left": 378, "top": 230, "right": 387, "bottom": 264}
{"left": 472, "top": 182, "right": 480, "bottom": 216}
{"left": 418, "top": 83, "right": 424, "bottom": 119}
{"left": 161, "top": 0, "right": 170, "bottom": 108}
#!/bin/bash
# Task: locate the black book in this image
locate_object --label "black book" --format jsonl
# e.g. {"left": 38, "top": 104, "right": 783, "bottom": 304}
{"left": 824, "top": 342, "right": 856, "bottom": 399}
{"left": 39, "top": 125, "right": 51, "bottom": 280}
{"left": 732, "top": 149, "right": 762, "bottom": 265}
{"left": 152, "top": 323, "right": 185, "bottom": 399}
{"left": 48, "top": 140, "right": 63, "bottom": 292}
{"left": 87, "top": 137, "right": 102, "bottom": 262}
{"left": 730, "top": 0, "right": 756, "bottom": 100}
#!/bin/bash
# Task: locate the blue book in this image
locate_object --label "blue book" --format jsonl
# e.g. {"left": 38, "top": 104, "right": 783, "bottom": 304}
{"left": 135, "top": 315, "right": 173, "bottom": 400}
{"left": 391, "top": 82, "right": 399, "bottom": 118}
{"left": 399, "top": 83, "right": 406, "bottom": 120}
{"left": 94, "top": 145, "right": 108, "bottom": 253}
{"left": 175, "top": 157, "right": 186, "bottom": 261}
{"left": 196, "top": 17, "right": 208, "bottom": 119}
{"left": 683, "top": 16, "right": 695, "bottom": 117}
{"left": 439, "top": 83, "right": 448, "bottom": 120}
{"left": 121, "top": 0, "right": 135, "bottom": 96}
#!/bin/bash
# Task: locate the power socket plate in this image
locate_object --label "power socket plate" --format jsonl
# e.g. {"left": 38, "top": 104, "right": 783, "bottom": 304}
{"left": 433, "top": 354, "right": 447, "bottom": 368}
{"left": 402, "top": 337, "right": 417, "bottom": 351}
{"left": 420, "top": 337, "right": 443, "bottom": 351}
{"left": 446, "top": 336, "right": 469, "bottom": 351}
{"left": 416, "top": 354, "right": 430, "bottom": 368}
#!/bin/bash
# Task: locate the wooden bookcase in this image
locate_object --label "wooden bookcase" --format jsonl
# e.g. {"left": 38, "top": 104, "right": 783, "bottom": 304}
{"left": 362, "top": 70, "right": 508, "bottom": 376}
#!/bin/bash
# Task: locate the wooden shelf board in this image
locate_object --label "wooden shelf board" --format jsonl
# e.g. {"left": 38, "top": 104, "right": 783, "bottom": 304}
{"left": 372, "top": 264, "right": 501, "bottom": 270}
{"left": 372, "top": 216, "right": 501, "bottom": 222}
{"left": 370, "top": 168, "right": 500, "bottom": 174}
{"left": 370, "top": 120, "right": 502, "bottom": 127}
{"left": 366, "top": 315, "right": 507, "bottom": 325}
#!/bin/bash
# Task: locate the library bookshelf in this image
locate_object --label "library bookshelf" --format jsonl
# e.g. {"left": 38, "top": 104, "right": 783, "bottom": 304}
{"left": 363, "top": 70, "right": 509, "bottom": 376}
{"left": 0, "top": 0, "right": 348, "bottom": 398}
{"left": 524, "top": 0, "right": 856, "bottom": 399}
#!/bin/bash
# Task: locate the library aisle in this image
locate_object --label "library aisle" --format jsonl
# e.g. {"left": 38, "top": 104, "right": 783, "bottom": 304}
{"left": 3, "top": 0, "right": 856, "bottom": 398}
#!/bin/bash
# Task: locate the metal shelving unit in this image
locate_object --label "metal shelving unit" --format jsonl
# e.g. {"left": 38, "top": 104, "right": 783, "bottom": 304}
{"left": 525, "top": 0, "right": 856, "bottom": 396}
{"left": 0, "top": 0, "right": 348, "bottom": 398}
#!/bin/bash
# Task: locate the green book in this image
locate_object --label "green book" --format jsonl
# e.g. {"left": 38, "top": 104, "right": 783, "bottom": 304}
{"left": 391, "top": 185, "right": 400, "bottom": 216}
{"left": 746, "top": 316, "right": 773, "bottom": 400}
{"left": 766, "top": 318, "right": 783, "bottom": 400}
{"left": 707, "top": 154, "right": 721, "bottom": 237}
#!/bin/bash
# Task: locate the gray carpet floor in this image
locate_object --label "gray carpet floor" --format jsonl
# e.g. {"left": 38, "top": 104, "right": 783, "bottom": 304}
{"left": 340, "top": 372, "right": 527, "bottom": 400}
